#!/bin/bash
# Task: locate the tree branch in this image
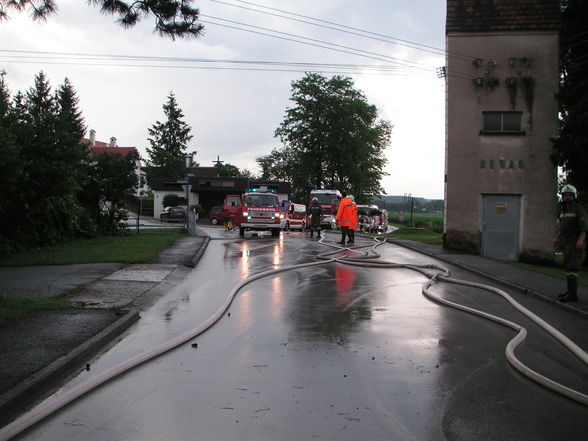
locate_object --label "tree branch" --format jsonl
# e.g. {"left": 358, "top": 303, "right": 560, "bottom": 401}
{"left": 0, "top": 0, "right": 204, "bottom": 39}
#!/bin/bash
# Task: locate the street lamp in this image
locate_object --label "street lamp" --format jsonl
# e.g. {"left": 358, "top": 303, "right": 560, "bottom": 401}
{"left": 181, "top": 152, "right": 196, "bottom": 229}
{"left": 136, "top": 190, "right": 144, "bottom": 234}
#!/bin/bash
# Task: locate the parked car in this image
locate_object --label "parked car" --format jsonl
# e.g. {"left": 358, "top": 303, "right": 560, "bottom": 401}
{"left": 209, "top": 206, "right": 224, "bottom": 225}
{"left": 284, "top": 203, "right": 307, "bottom": 231}
{"left": 160, "top": 206, "right": 186, "bottom": 223}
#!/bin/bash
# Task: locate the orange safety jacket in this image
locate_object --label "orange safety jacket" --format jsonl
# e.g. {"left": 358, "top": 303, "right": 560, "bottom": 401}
{"left": 349, "top": 203, "right": 358, "bottom": 230}
{"left": 336, "top": 197, "right": 354, "bottom": 227}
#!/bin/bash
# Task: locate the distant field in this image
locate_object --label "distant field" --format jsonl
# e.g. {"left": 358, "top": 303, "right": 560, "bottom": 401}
{"left": 385, "top": 226, "right": 443, "bottom": 245}
{"left": 388, "top": 212, "right": 443, "bottom": 233}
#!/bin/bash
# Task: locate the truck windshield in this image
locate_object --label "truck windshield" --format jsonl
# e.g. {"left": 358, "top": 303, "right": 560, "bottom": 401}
{"left": 314, "top": 194, "right": 338, "bottom": 204}
{"left": 244, "top": 194, "right": 279, "bottom": 207}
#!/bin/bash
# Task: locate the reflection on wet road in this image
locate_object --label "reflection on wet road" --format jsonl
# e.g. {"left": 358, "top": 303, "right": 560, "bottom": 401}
{"left": 18, "top": 228, "right": 588, "bottom": 441}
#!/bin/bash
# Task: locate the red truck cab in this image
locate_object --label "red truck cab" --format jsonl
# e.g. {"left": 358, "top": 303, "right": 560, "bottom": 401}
{"left": 223, "top": 195, "right": 242, "bottom": 223}
{"left": 309, "top": 189, "right": 341, "bottom": 230}
{"left": 224, "top": 191, "right": 282, "bottom": 237}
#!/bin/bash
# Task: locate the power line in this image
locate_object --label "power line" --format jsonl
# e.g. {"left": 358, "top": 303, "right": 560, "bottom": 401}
{"left": 0, "top": 60, "right": 423, "bottom": 75}
{"left": 201, "top": 2, "right": 483, "bottom": 81}
{"left": 210, "top": 0, "right": 476, "bottom": 62}
{"left": 209, "top": 0, "right": 449, "bottom": 58}
{"left": 2, "top": 2, "right": 459, "bottom": 79}
{"left": 0, "top": 49, "right": 433, "bottom": 76}
{"left": 0, "top": 49, "right": 424, "bottom": 69}
{"left": 560, "top": 29, "right": 588, "bottom": 45}
{"left": 199, "top": 15, "right": 435, "bottom": 73}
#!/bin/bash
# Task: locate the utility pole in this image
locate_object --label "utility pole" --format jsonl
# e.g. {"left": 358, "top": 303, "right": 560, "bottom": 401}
{"left": 213, "top": 156, "right": 224, "bottom": 176}
{"left": 212, "top": 156, "right": 224, "bottom": 167}
{"left": 404, "top": 193, "right": 413, "bottom": 226}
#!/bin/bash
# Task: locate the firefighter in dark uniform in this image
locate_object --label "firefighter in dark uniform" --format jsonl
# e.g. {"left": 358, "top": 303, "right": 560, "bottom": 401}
{"left": 309, "top": 197, "right": 322, "bottom": 238}
{"left": 552, "top": 184, "right": 587, "bottom": 303}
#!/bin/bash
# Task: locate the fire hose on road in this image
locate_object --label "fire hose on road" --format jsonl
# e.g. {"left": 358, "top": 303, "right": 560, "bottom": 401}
{"left": 1, "top": 236, "right": 587, "bottom": 441}
{"left": 329, "top": 238, "right": 588, "bottom": 406}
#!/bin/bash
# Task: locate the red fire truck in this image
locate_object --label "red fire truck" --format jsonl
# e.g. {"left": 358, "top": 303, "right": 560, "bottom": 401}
{"left": 309, "top": 189, "right": 341, "bottom": 230}
{"left": 357, "top": 204, "right": 389, "bottom": 233}
{"left": 223, "top": 189, "right": 283, "bottom": 237}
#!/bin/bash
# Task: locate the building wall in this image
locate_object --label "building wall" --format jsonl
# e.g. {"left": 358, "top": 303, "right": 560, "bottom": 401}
{"left": 445, "top": 31, "right": 559, "bottom": 260}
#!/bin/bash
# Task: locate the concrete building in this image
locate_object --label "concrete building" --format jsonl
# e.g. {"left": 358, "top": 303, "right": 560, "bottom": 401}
{"left": 444, "top": 0, "right": 560, "bottom": 262}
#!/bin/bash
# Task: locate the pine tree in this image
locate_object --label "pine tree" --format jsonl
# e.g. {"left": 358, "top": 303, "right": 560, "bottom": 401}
{"left": 18, "top": 72, "right": 88, "bottom": 245}
{"left": 56, "top": 77, "right": 86, "bottom": 139}
{"left": 0, "top": 0, "right": 204, "bottom": 39}
{"left": 0, "top": 71, "right": 24, "bottom": 253}
{"left": 146, "top": 92, "right": 193, "bottom": 183}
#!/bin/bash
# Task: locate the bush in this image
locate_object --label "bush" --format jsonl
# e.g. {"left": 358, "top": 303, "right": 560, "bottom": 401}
{"left": 163, "top": 194, "right": 181, "bottom": 207}
{"left": 189, "top": 204, "right": 204, "bottom": 215}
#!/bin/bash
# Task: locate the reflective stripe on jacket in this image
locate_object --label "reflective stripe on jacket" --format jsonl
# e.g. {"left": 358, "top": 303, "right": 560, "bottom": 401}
{"left": 349, "top": 203, "right": 358, "bottom": 230}
{"left": 336, "top": 197, "right": 353, "bottom": 226}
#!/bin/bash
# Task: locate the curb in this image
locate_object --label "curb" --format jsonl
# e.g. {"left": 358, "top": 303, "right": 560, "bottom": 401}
{"left": 0, "top": 309, "right": 140, "bottom": 426}
{"left": 388, "top": 238, "right": 588, "bottom": 320}
{"left": 188, "top": 235, "right": 210, "bottom": 268}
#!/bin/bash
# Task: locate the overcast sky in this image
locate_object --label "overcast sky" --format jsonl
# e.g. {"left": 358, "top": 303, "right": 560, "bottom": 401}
{"left": 0, "top": 0, "right": 447, "bottom": 200}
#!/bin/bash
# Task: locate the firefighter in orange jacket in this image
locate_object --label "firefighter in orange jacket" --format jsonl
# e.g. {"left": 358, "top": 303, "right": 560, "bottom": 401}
{"left": 336, "top": 191, "right": 353, "bottom": 245}
{"left": 347, "top": 195, "right": 358, "bottom": 243}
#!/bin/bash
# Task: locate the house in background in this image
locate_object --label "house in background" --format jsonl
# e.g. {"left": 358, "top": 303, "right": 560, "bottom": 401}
{"left": 444, "top": 0, "right": 560, "bottom": 262}
{"left": 149, "top": 167, "right": 291, "bottom": 220}
{"left": 80, "top": 129, "right": 147, "bottom": 195}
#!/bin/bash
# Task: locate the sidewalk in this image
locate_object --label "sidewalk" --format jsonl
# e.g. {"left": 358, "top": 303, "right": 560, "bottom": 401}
{"left": 1, "top": 233, "right": 586, "bottom": 427}
{"left": 0, "top": 235, "right": 209, "bottom": 426}
{"left": 390, "top": 238, "right": 588, "bottom": 318}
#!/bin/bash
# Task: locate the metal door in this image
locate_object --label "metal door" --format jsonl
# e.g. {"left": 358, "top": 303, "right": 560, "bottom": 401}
{"left": 481, "top": 194, "right": 521, "bottom": 260}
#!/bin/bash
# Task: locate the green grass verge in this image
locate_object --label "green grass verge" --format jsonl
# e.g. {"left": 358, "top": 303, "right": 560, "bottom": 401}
{"left": 0, "top": 228, "right": 187, "bottom": 266}
{"left": 381, "top": 226, "right": 588, "bottom": 285}
{"left": 383, "top": 227, "right": 588, "bottom": 286}
{"left": 0, "top": 228, "right": 187, "bottom": 323}
{"left": 0, "top": 292, "right": 71, "bottom": 326}
{"left": 501, "top": 261, "right": 588, "bottom": 287}
{"left": 384, "top": 226, "right": 443, "bottom": 245}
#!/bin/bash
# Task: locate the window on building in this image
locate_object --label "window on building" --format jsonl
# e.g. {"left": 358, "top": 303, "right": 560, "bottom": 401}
{"left": 481, "top": 111, "right": 524, "bottom": 134}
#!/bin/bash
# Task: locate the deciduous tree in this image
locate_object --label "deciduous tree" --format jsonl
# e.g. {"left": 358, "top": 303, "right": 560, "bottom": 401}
{"left": 82, "top": 150, "right": 140, "bottom": 234}
{"left": 260, "top": 73, "right": 391, "bottom": 202}
{"left": 214, "top": 163, "right": 241, "bottom": 177}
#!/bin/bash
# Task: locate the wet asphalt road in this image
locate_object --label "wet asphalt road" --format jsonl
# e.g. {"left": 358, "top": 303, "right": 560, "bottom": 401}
{"left": 15, "top": 228, "right": 588, "bottom": 441}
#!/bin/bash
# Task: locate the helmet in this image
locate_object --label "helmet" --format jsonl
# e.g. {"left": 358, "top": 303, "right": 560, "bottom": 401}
{"left": 561, "top": 184, "right": 578, "bottom": 199}
{"left": 348, "top": 195, "right": 355, "bottom": 202}
{"left": 312, "top": 197, "right": 318, "bottom": 202}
